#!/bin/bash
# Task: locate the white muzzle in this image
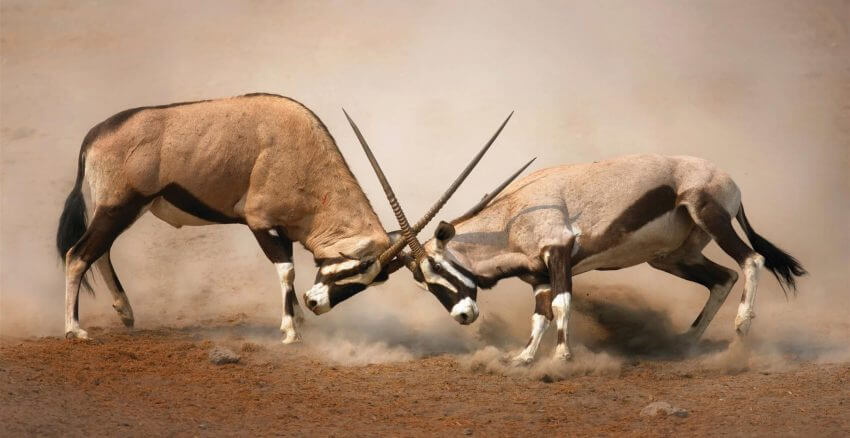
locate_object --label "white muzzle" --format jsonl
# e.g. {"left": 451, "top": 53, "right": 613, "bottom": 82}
{"left": 304, "top": 283, "right": 331, "bottom": 314}
{"left": 450, "top": 297, "right": 479, "bottom": 324}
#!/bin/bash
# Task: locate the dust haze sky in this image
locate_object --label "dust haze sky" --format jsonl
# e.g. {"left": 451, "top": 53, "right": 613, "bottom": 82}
{"left": 1, "top": 1, "right": 847, "bottom": 346}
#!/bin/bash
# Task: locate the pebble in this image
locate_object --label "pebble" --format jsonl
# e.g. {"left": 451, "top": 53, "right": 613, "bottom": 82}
{"left": 208, "top": 347, "right": 240, "bottom": 365}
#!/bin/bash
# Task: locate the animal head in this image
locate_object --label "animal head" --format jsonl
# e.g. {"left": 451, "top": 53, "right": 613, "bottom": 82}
{"left": 303, "top": 109, "right": 509, "bottom": 315}
{"left": 414, "top": 221, "right": 480, "bottom": 324}
{"left": 303, "top": 234, "right": 402, "bottom": 314}
{"left": 345, "top": 110, "right": 532, "bottom": 325}
{"left": 412, "top": 156, "right": 536, "bottom": 323}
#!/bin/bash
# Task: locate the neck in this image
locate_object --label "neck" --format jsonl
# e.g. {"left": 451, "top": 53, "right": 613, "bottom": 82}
{"left": 442, "top": 214, "right": 541, "bottom": 289}
{"left": 304, "top": 215, "right": 389, "bottom": 260}
{"left": 287, "top": 125, "right": 390, "bottom": 259}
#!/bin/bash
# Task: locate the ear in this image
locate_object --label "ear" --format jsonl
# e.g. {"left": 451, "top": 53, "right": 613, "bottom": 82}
{"left": 435, "top": 221, "right": 456, "bottom": 242}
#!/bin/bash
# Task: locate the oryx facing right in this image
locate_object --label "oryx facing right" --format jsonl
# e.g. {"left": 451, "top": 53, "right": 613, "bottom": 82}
{"left": 349, "top": 129, "right": 807, "bottom": 363}
{"left": 55, "top": 93, "right": 509, "bottom": 342}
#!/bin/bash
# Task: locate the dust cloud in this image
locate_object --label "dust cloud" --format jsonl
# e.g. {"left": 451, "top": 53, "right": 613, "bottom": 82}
{"left": 1, "top": 1, "right": 848, "bottom": 375}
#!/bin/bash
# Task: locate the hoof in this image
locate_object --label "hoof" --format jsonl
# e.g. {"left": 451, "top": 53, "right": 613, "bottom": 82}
{"left": 554, "top": 352, "right": 572, "bottom": 362}
{"left": 511, "top": 355, "right": 534, "bottom": 367}
{"left": 65, "top": 329, "right": 90, "bottom": 340}
{"left": 735, "top": 313, "right": 754, "bottom": 335}
{"left": 735, "top": 319, "right": 752, "bottom": 336}
{"left": 554, "top": 345, "right": 572, "bottom": 361}
{"left": 281, "top": 333, "right": 302, "bottom": 345}
{"left": 113, "top": 303, "right": 135, "bottom": 328}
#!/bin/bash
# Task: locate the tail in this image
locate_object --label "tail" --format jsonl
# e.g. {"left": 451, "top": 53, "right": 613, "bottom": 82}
{"left": 736, "top": 203, "right": 807, "bottom": 296}
{"left": 56, "top": 147, "right": 92, "bottom": 293}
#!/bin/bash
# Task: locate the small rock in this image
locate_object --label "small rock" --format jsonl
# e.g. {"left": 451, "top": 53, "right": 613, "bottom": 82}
{"left": 209, "top": 347, "right": 240, "bottom": 365}
{"left": 540, "top": 374, "right": 555, "bottom": 383}
{"left": 463, "top": 428, "right": 473, "bottom": 435}
{"left": 640, "top": 401, "right": 688, "bottom": 418}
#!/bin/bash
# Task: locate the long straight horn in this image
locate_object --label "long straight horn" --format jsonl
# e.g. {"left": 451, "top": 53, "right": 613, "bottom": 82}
{"left": 453, "top": 157, "right": 536, "bottom": 223}
{"left": 342, "top": 109, "right": 426, "bottom": 265}
{"left": 410, "top": 111, "right": 513, "bottom": 233}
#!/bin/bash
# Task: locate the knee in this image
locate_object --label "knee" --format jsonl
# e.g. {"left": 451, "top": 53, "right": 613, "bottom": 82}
{"left": 66, "top": 256, "right": 88, "bottom": 277}
{"left": 277, "top": 262, "right": 295, "bottom": 284}
{"left": 551, "top": 293, "right": 571, "bottom": 316}
{"left": 745, "top": 254, "right": 765, "bottom": 271}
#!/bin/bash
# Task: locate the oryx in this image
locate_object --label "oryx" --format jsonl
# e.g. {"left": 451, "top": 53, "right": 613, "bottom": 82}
{"left": 348, "top": 141, "right": 806, "bottom": 363}
{"left": 55, "top": 93, "right": 508, "bottom": 342}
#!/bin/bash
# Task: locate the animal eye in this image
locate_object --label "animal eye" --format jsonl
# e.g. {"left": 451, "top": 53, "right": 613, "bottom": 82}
{"left": 429, "top": 259, "right": 444, "bottom": 273}
{"left": 358, "top": 259, "right": 374, "bottom": 273}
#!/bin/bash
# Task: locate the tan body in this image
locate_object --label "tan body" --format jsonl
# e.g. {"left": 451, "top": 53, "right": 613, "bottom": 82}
{"left": 417, "top": 154, "right": 804, "bottom": 363}
{"left": 58, "top": 94, "right": 391, "bottom": 342}
{"left": 444, "top": 155, "right": 739, "bottom": 278}
{"left": 87, "top": 94, "right": 387, "bottom": 255}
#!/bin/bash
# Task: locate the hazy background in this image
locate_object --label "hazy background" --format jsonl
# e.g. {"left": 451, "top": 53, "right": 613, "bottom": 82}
{"left": 1, "top": 0, "right": 847, "bottom": 365}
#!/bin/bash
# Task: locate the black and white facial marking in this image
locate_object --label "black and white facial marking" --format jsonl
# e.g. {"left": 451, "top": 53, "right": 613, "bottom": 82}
{"left": 303, "top": 255, "right": 385, "bottom": 314}
{"left": 418, "top": 222, "right": 479, "bottom": 324}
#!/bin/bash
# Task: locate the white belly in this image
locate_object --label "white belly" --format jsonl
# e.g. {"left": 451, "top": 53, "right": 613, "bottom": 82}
{"left": 574, "top": 210, "right": 693, "bottom": 273}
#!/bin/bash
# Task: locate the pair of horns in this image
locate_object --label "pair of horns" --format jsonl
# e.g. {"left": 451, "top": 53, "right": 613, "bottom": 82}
{"left": 343, "top": 109, "right": 524, "bottom": 269}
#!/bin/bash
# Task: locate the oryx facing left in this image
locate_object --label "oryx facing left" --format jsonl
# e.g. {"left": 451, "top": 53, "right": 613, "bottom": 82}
{"left": 55, "top": 93, "right": 508, "bottom": 342}
{"left": 353, "top": 147, "right": 807, "bottom": 363}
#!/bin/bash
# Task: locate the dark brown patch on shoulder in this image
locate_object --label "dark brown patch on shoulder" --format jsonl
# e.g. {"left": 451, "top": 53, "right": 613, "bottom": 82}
{"left": 573, "top": 185, "right": 678, "bottom": 265}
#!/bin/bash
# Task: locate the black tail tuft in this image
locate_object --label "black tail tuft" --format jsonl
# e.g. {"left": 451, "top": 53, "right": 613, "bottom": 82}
{"left": 736, "top": 204, "right": 807, "bottom": 297}
{"left": 56, "top": 148, "right": 92, "bottom": 293}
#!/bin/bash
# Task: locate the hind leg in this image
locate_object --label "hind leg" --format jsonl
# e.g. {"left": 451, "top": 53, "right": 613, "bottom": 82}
{"left": 93, "top": 252, "right": 135, "bottom": 327}
{"left": 683, "top": 195, "right": 764, "bottom": 336}
{"left": 650, "top": 229, "right": 738, "bottom": 340}
{"left": 65, "top": 201, "right": 145, "bottom": 339}
{"left": 252, "top": 228, "right": 302, "bottom": 344}
{"left": 735, "top": 253, "right": 764, "bottom": 335}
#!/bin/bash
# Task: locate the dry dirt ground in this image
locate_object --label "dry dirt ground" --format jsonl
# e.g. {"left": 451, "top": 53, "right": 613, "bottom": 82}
{"left": 1, "top": 321, "right": 848, "bottom": 437}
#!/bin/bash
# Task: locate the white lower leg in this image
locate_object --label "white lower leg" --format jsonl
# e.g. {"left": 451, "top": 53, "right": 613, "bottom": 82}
{"left": 64, "top": 258, "right": 88, "bottom": 339}
{"left": 514, "top": 314, "right": 550, "bottom": 363}
{"left": 551, "top": 292, "right": 572, "bottom": 360}
{"left": 276, "top": 263, "right": 301, "bottom": 344}
{"left": 735, "top": 254, "right": 764, "bottom": 335}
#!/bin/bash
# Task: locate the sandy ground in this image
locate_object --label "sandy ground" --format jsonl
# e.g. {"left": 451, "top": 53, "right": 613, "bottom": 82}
{"left": 2, "top": 1, "right": 849, "bottom": 437}
{"left": 2, "top": 310, "right": 849, "bottom": 437}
